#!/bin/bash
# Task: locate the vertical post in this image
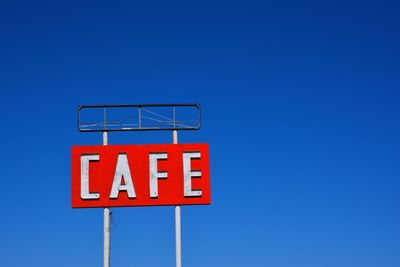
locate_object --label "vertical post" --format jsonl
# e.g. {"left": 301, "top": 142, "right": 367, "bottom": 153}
{"left": 173, "top": 130, "right": 182, "bottom": 267}
{"left": 173, "top": 107, "right": 176, "bottom": 128}
{"left": 103, "top": 131, "right": 111, "bottom": 267}
{"left": 138, "top": 107, "right": 142, "bottom": 129}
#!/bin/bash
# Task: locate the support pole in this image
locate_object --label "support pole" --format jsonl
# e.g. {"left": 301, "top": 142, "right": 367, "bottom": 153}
{"left": 103, "top": 131, "right": 111, "bottom": 267}
{"left": 173, "top": 130, "right": 182, "bottom": 267}
{"left": 175, "top": 205, "right": 182, "bottom": 267}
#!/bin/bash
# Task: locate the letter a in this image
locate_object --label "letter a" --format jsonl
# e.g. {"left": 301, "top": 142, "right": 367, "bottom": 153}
{"left": 110, "top": 154, "right": 136, "bottom": 199}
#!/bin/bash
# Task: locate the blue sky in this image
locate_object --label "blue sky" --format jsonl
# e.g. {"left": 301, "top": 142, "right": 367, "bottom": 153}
{"left": 1, "top": 1, "right": 400, "bottom": 267}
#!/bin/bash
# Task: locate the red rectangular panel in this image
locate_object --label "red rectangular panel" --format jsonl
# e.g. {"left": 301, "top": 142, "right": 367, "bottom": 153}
{"left": 71, "top": 144, "right": 210, "bottom": 208}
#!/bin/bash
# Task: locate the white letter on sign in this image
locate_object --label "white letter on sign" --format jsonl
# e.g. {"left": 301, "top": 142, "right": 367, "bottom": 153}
{"left": 110, "top": 154, "right": 136, "bottom": 199}
{"left": 149, "top": 153, "right": 168, "bottom": 198}
{"left": 81, "top": 154, "right": 100, "bottom": 200}
{"left": 183, "top": 152, "right": 202, "bottom": 197}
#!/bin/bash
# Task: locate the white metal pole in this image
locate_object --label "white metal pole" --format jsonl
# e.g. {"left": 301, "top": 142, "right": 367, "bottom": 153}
{"left": 103, "top": 131, "right": 111, "bottom": 267}
{"left": 173, "top": 130, "right": 182, "bottom": 267}
{"left": 175, "top": 205, "right": 182, "bottom": 267}
{"left": 173, "top": 129, "right": 178, "bottom": 145}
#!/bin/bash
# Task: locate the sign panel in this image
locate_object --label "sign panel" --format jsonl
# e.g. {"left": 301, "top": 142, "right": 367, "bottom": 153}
{"left": 71, "top": 144, "right": 210, "bottom": 208}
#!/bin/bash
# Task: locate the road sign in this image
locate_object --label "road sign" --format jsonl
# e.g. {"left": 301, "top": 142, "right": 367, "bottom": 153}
{"left": 71, "top": 143, "right": 210, "bottom": 208}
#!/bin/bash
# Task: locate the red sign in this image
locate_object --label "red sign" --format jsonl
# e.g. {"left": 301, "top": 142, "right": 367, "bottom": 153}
{"left": 71, "top": 144, "right": 210, "bottom": 208}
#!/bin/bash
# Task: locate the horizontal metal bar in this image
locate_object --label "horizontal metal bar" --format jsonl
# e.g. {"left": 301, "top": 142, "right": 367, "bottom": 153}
{"left": 78, "top": 104, "right": 200, "bottom": 110}
{"left": 79, "top": 127, "right": 200, "bottom": 132}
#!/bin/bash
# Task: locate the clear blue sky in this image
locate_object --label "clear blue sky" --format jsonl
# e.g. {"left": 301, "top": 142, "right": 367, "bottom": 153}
{"left": 1, "top": 1, "right": 399, "bottom": 267}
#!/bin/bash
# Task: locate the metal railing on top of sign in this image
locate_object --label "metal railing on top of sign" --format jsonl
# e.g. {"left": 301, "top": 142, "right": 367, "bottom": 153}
{"left": 78, "top": 104, "right": 201, "bottom": 132}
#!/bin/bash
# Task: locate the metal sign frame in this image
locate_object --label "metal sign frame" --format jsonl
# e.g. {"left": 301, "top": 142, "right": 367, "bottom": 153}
{"left": 78, "top": 104, "right": 201, "bottom": 132}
